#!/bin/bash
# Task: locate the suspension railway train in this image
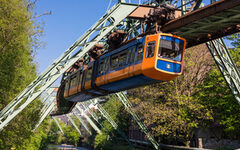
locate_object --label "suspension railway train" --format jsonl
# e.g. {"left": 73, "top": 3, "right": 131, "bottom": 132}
{"left": 54, "top": 33, "right": 186, "bottom": 115}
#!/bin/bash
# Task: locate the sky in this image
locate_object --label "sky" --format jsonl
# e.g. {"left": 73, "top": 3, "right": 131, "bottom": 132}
{"left": 34, "top": 0, "right": 114, "bottom": 73}
{"left": 34, "top": 0, "right": 230, "bottom": 74}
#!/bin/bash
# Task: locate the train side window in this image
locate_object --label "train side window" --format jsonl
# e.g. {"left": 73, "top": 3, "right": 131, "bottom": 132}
{"left": 86, "top": 67, "right": 92, "bottom": 81}
{"left": 98, "top": 59, "right": 105, "bottom": 75}
{"left": 104, "top": 57, "right": 110, "bottom": 72}
{"left": 136, "top": 44, "right": 143, "bottom": 61}
{"left": 70, "top": 75, "right": 77, "bottom": 88}
{"left": 64, "top": 79, "right": 70, "bottom": 91}
{"left": 78, "top": 71, "right": 82, "bottom": 84}
{"left": 111, "top": 54, "right": 119, "bottom": 70}
{"left": 127, "top": 48, "right": 131, "bottom": 63}
{"left": 146, "top": 41, "right": 155, "bottom": 58}
{"left": 119, "top": 50, "right": 127, "bottom": 67}
{"left": 130, "top": 47, "right": 136, "bottom": 63}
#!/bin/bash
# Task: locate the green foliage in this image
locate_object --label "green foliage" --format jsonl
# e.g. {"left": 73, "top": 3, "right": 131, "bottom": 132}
{"left": 94, "top": 133, "right": 110, "bottom": 150}
{"left": 195, "top": 45, "right": 240, "bottom": 137}
{"left": 94, "top": 133, "right": 138, "bottom": 150}
{"left": 62, "top": 124, "right": 80, "bottom": 146}
{"left": 0, "top": 0, "right": 46, "bottom": 149}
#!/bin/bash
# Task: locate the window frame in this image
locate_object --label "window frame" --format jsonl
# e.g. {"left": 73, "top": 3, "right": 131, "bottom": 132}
{"left": 146, "top": 41, "right": 155, "bottom": 58}
{"left": 86, "top": 67, "right": 93, "bottom": 81}
{"left": 136, "top": 44, "right": 143, "bottom": 62}
{"left": 110, "top": 53, "right": 119, "bottom": 70}
{"left": 119, "top": 50, "right": 127, "bottom": 67}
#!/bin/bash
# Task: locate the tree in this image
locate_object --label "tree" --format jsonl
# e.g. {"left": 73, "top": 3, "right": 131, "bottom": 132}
{"left": 0, "top": 0, "right": 43, "bottom": 149}
{"left": 195, "top": 35, "right": 240, "bottom": 137}
{"left": 127, "top": 44, "right": 213, "bottom": 144}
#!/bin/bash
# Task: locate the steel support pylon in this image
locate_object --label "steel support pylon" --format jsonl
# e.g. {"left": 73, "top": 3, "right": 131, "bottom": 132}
{"left": 75, "top": 104, "right": 102, "bottom": 134}
{"left": 53, "top": 116, "right": 64, "bottom": 134}
{"left": 72, "top": 109, "right": 92, "bottom": 135}
{"left": 206, "top": 0, "right": 240, "bottom": 104}
{"left": 116, "top": 92, "right": 160, "bottom": 150}
{"left": 34, "top": 102, "right": 55, "bottom": 131}
{"left": 66, "top": 114, "right": 82, "bottom": 135}
{"left": 206, "top": 39, "right": 240, "bottom": 104}
{"left": 92, "top": 99, "right": 133, "bottom": 147}
{"left": 81, "top": 102, "right": 107, "bottom": 131}
{"left": 0, "top": 3, "right": 138, "bottom": 131}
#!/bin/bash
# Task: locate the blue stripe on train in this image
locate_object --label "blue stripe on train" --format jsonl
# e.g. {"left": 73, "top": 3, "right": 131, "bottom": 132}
{"left": 156, "top": 60, "right": 181, "bottom": 73}
{"left": 98, "top": 74, "right": 157, "bottom": 92}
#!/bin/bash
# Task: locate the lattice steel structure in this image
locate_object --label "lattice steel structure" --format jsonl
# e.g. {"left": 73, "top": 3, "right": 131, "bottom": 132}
{"left": 1, "top": 0, "right": 240, "bottom": 150}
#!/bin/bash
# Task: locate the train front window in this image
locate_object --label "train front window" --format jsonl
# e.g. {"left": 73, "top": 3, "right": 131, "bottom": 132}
{"left": 158, "top": 37, "right": 184, "bottom": 62}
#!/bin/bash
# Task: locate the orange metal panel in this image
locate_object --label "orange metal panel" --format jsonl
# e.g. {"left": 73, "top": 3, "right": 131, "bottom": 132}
{"left": 96, "top": 76, "right": 105, "bottom": 86}
{"left": 77, "top": 84, "right": 82, "bottom": 93}
{"left": 132, "top": 63, "right": 142, "bottom": 75}
{"left": 69, "top": 86, "right": 78, "bottom": 96}
{"left": 142, "top": 33, "right": 185, "bottom": 81}
{"left": 142, "top": 34, "right": 159, "bottom": 78}
{"left": 85, "top": 80, "right": 92, "bottom": 90}
{"left": 108, "top": 67, "right": 129, "bottom": 83}
{"left": 64, "top": 91, "right": 68, "bottom": 98}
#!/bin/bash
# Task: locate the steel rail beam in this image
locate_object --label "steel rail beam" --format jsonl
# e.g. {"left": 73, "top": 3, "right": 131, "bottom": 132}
{"left": 162, "top": 0, "right": 240, "bottom": 47}
{"left": 0, "top": 3, "right": 138, "bottom": 131}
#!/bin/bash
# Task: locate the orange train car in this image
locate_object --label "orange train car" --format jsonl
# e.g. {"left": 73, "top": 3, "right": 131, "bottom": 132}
{"left": 54, "top": 33, "right": 186, "bottom": 115}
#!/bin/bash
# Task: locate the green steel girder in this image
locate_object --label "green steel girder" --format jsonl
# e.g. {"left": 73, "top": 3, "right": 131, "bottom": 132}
{"left": 52, "top": 117, "right": 64, "bottom": 134}
{"left": 115, "top": 92, "right": 160, "bottom": 150}
{"left": 81, "top": 102, "right": 107, "bottom": 132}
{"left": 0, "top": 3, "right": 138, "bottom": 131}
{"left": 72, "top": 110, "right": 92, "bottom": 135}
{"left": 40, "top": 97, "right": 55, "bottom": 116}
{"left": 66, "top": 114, "right": 82, "bottom": 135}
{"left": 75, "top": 104, "right": 102, "bottom": 134}
{"left": 91, "top": 99, "right": 133, "bottom": 147}
{"left": 206, "top": 39, "right": 240, "bottom": 104}
{"left": 34, "top": 102, "right": 55, "bottom": 131}
{"left": 176, "top": 10, "right": 240, "bottom": 39}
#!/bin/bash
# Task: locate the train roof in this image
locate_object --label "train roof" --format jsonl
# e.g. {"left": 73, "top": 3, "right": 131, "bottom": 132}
{"left": 99, "top": 36, "right": 145, "bottom": 60}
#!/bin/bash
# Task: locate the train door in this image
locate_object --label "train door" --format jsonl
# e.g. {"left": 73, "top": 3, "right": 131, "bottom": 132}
{"left": 142, "top": 34, "right": 159, "bottom": 75}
